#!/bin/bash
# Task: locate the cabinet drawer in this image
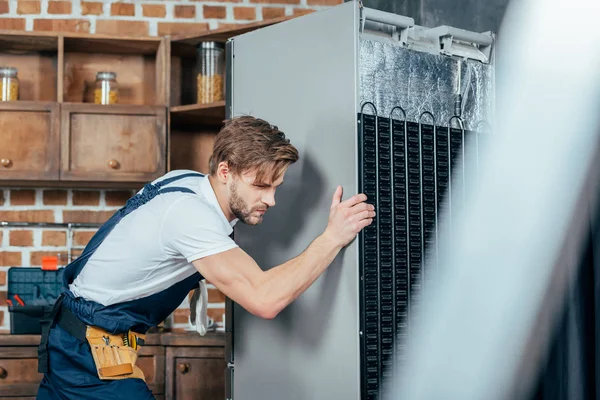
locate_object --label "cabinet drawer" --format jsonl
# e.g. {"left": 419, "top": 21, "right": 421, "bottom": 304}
{"left": 60, "top": 103, "right": 167, "bottom": 182}
{"left": 166, "top": 346, "right": 226, "bottom": 400}
{"left": 137, "top": 345, "right": 165, "bottom": 396}
{"left": 0, "top": 348, "right": 43, "bottom": 397}
{"left": 0, "top": 101, "right": 59, "bottom": 181}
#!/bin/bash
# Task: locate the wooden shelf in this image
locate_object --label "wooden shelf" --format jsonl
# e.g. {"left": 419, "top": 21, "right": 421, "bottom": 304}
{"left": 63, "top": 36, "right": 161, "bottom": 55}
{"left": 170, "top": 101, "right": 225, "bottom": 127}
{"left": 0, "top": 33, "right": 59, "bottom": 102}
{"left": 0, "top": 32, "right": 58, "bottom": 52}
{"left": 62, "top": 101, "right": 164, "bottom": 113}
{"left": 171, "top": 17, "right": 291, "bottom": 49}
{"left": 62, "top": 35, "right": 168, "bottom": 106}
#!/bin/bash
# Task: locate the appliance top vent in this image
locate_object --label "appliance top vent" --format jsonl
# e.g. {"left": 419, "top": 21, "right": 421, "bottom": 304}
{"left": 359, "top": 5, "right": 494, "bottom": 64}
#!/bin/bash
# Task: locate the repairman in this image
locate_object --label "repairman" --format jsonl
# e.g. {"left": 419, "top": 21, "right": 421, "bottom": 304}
{"left": 35, "top": 115, "right": 375, "bottom": 399}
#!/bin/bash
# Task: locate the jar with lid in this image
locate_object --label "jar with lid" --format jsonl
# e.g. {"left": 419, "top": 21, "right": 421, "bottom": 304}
{"left": 0, "top": 67, "right": 19, "bottom": 102}
{"left": 94, "top": 71, "right": 118, "bottom": 105}
{"left": 196, "top": 41, "right": 225, "bottom": 104}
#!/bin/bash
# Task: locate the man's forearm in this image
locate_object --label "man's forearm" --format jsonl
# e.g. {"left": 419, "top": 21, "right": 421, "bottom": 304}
{"left": 256, "top": 232, "right": 343, "bottom": 318}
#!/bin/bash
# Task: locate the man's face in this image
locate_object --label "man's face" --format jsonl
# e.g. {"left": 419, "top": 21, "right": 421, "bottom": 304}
{"left": 227, "top": 168, "right": 285, "bottom": 225}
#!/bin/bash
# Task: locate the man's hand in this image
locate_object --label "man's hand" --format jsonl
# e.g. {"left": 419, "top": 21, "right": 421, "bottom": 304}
{"left": 323, "top": 186, "right": 375, "bottom": 249}
{"left": 193, "top": 186, "right": 374, "bottom": 320}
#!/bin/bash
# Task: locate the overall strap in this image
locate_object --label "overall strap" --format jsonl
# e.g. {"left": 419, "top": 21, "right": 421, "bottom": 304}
{"left": 62, "top": 172, "right": 205, "bottom": 287}
{"left": 154, "top": 172, "right": 204, "bottom": 189}
{"left": 40, "top": 172, "right": 205, "bottom": 374}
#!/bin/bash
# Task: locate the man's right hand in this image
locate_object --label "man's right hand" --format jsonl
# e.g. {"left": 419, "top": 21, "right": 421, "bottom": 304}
{"left": 323, "top": 186, "right": 375, "bottom": 249}
{"left": 193, "top": 186, "right": 375, "bottom": 320}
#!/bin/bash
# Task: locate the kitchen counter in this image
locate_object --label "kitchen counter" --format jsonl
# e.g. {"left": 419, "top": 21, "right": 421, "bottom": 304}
{"left": 0, "top": 331, "right": 226, "bottom": 399}
{"left": 0, "top": 330, "right": 225, "bottom": 347}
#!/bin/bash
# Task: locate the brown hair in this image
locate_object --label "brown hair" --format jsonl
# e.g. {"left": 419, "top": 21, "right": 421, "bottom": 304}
{"left": 208, "top": 115, "right": 299, "bottom": 183}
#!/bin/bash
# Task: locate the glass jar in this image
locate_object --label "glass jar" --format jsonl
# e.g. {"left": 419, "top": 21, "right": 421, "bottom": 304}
{"left": 0, "top": 66, "right": 19, "bottom": 102}
{"left": 196, "top": 41, "right": 225, "bottom": 104}
{"left": 94, "top": 71, "right": 118, "bottom": 105}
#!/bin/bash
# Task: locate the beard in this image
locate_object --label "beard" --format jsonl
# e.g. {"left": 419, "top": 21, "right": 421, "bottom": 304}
{"left": 229, "top": 180, "right": 265, "bottom": 225}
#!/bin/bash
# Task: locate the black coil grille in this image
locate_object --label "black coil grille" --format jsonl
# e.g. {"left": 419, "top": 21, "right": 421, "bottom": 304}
{"left": 358, "top": 110, "right": 483, "bottom": 400}
{"left": 359, "top": 112, "right": 380, "bottom": 400}
{"left": 406, "top": 122, "right": 422, "bottom": 313}
{"left": 376, "top": 118, "right": 394, "bottom": 382}
{"left": 391, "top": 118, "right": 409, "bottom": 366}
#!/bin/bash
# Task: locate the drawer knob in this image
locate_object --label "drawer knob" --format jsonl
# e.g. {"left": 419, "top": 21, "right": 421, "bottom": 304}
{"left": 107, "top": 159, "right": 120, "bottom": 169}
{"left": 177, "top": 363, "right": 189, "bottom": 374}
{"left": 0, "top": 366, "right": 6, "bottom": 379}
{"left": 1, "top": 158, "right": 12, "bottom": 168}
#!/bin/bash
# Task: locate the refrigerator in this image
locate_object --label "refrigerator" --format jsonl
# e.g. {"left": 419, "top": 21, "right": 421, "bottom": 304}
{"left": 224, "top": 2, "right": 495, "bottom": 399}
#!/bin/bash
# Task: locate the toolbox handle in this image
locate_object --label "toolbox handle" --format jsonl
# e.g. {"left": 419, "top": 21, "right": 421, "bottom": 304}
{"left": 41, "top": 256, "right": 58, "bottom": 271}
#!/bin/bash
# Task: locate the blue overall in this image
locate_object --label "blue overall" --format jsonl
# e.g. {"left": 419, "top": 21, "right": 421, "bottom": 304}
{"left": 36, "top": 172, "right": 205, "bottom": 400}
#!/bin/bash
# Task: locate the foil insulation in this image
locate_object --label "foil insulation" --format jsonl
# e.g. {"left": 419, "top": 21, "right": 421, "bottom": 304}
{"left": 359, "top": 37, "right": 494, "bottom": 131}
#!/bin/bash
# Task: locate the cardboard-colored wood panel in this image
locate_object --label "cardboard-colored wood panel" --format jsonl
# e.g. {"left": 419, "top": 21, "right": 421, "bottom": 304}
{"left": 166, "top": 347, "right": 226, "bottom": 400}
{"left": 0, "top": 33, "right": 57, "bottom": 52}
{"left": 68, "top": 113, "right": 159, "bottom": 171}
{"left": 137, "top": 345, "right": 166, "bottom": 396}
{"left": 169, "top": 55, "right": 196, "bottom": 106}
{"left": 0, "top": 102, "right": 59, "bottom": 181}
{"left": 63, "top": 37, "right": 160, "bottom": 55}
{"left": 0, "top": 52, "right": 57, "bottom": 102}
{"left": 63, "top": 53, "right": 157, "bottom": 105}
{"left": 156, "top": 39, "right": 168, "bottom": 106}
{"left": 169, "top": 129, "right": 217, "bottom": 174}
{"left": 170, "top": 101, "right": 225, "bottom": 127}
{"left": 60, "top": 103, "right": 167, "bottom": 182}
{"left": 0, "top": 357, "right": 43, "bottom": 396}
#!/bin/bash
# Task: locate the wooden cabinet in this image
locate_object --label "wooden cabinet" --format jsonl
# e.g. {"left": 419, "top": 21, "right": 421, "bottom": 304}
{"left": 0, "top": 19, "right": 292, "bottom": 187}
{"left": 0, "top": 345, "right": 43, "bottom": 398}
{"left": 166, "top": 347, "right": 226, "bottom": 400}
{"left": 0, "top": 101, "right": 59, "bottom": 181}
{"left": 137, "top": 344, "right": 166, "bottom": 396}
{"left": 0, "top": 32, "right": 169, "bottom": 187}
{"left": 0, "top": 332, "right": 225, "bottom": 400}
{"left": 60, "top": 103, "right": 166, "bottom": 182}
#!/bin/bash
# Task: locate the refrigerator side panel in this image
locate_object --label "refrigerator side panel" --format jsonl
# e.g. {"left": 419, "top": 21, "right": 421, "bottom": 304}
{"left": 230, "top": 3, "right": 361, "bottom": 400}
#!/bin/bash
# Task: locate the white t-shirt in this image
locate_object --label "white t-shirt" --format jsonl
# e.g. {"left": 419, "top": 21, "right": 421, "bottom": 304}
{"left": 69, "top": 170, "right": 238, "bottom": 306}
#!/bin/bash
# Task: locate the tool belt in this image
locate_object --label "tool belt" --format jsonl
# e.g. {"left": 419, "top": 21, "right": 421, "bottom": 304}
{"left": 55, "top": 304, "right": 147, "bottom": 381}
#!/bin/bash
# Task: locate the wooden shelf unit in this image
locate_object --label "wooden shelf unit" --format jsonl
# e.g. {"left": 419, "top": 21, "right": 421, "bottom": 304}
{"left": 167, "top": 17, "right": 292, "bottom": 173}
{"left": 0, "top": 31, "right": 169, "bottom": 187}
{"left": 0, "top": 17, "right": 292, "bottom": 186}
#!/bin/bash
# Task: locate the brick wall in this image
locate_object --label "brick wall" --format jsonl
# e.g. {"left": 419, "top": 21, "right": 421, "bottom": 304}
{"left": 0, "top": 0, "right": 343, "bottom": 36}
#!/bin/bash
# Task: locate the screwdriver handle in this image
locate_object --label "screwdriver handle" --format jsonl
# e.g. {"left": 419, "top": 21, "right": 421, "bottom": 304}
{"left": 13, "top": 294, "right": 25, "bottom": 306}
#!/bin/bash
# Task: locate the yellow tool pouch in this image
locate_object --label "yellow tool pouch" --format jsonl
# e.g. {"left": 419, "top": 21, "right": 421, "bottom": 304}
{"left": 86, "top": 326, "right": 146, "bottom": 381}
